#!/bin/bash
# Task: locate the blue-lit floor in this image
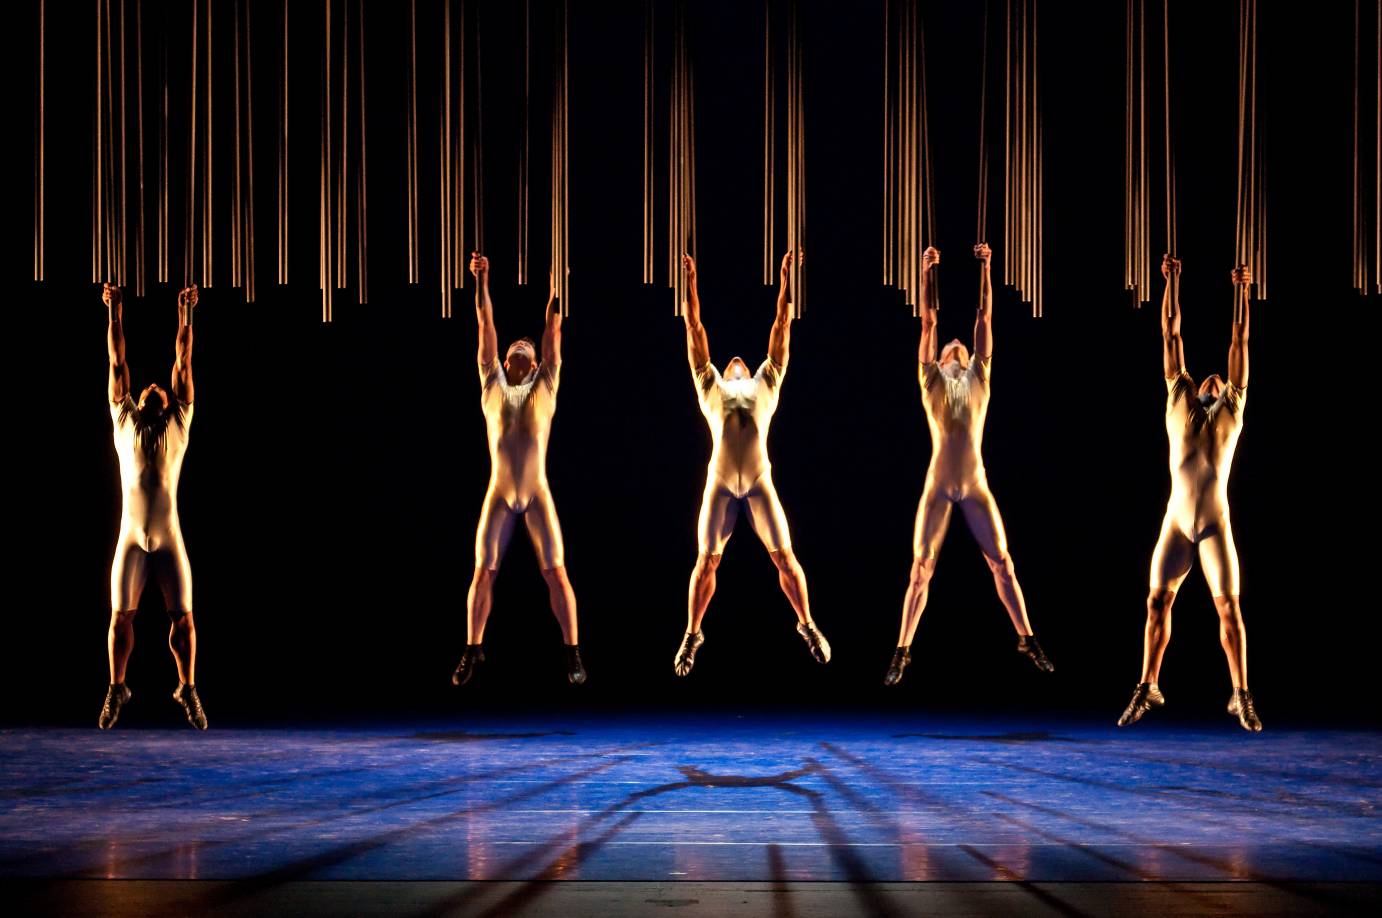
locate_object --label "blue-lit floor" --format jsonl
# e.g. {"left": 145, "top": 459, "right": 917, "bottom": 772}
{"left": 1, "top": 715, "right": 1378, "bottom": 884}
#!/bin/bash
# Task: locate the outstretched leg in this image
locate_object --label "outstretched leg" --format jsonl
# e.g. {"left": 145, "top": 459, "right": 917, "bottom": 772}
{"left": 1143, "top": 515, "right": 1194, "bottom": 684}
{"left": 152, "top": 542, "right": 205, "bottom": 728}
{"left": 152, "top": 541, "right": 196, "bottom": 685}
{"left": 900, "top": 486, "right": 952, "bottom": 643}
{"left": 746, "top": 475, "right": 828, "bottom": 662}
{"left": 676, "top": 478, "right": 736, "bottom": 676}
{"left": 1120, "top": 516, "right": 1194, "bottom": 726}
{"left": 455, "top": 493, "right": 516, "bottom": 686}
{"left": 686, "top": 552, "right": 722, "bottom": 636}
{"left": 885, "top": 488, "right": 952, "bottom": 684}
{"left": 108, "top": 610, "right": 137, "bottom": 684}
{"left": 687, "top": 478, "right": 737, "bottom": 634}
{"left": 1198, "top": 525, "right": 1245, "bottom": 688}
{"left": 958, "top": 488, "right": 1031, "bottom": 636}
{"left": 108, "top": 539, "right": 147, "bottom": 684}
{"left": 526, "top": 488, "right": 578, "bottom": 645}
{"left": 1141, "top": 589, "right": 1178, "bottom": 684}
{"left": 896, "top": 557, "right": 938, "bottom": 648}
{"left": 469, "top": 493, "right": 518, "bottom": 644}
{"left": 1200, "top": 523, "right": 1259, "bottom": 730}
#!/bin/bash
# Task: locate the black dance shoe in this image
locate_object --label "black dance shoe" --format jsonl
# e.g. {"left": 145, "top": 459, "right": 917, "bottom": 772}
{"left": 1227, "top": 689, "right": 1263, "bottom": 732}
{"left": 1017, "top": 634, "right": 1055, "bottom": 672}
{"left": 564, "top": 644, "right": 587, "bottom": 685}
{"left": 883, "top": 647, "right": 911, "bottom": 686}
{"left": 451, "top": 645, "right": 486, "bottom": 686}
{"left": 673, "top": 631, "right": 704, "bottom": 677}
{"left": 173, "top": 683, "right": 208, "bottom": 730}
{"left": 98, "top": 683, "right": 132, "bottom": 730}
{"left": 797, "top": 621, "right": 832, "bottom": 664}
{"left": 1117, "top": 682, "right": 1165, "bottom": 727}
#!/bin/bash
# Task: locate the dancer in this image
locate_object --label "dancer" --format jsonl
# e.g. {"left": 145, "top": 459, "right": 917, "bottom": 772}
{"left": 673, "top": 251, "right": 830, "bottom": 676}
{"left": 100, "top": 284, "right": 206, "bottom": 730}
{"left": 884, "top": 244, "right": 1054, "bottom": 686}
{"left": 1118, "top": 258, "right": 1260, "bottom": 731}
{"left": 452, "top": 254, "right": 586, "bottom": 686}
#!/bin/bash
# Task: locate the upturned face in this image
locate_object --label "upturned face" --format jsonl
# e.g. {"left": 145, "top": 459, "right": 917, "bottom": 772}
{"left": 939, "top": 339, "right": 970, "bottom": 379}
{"left": 504, "top": 340, "right": 537, "bottom": 384}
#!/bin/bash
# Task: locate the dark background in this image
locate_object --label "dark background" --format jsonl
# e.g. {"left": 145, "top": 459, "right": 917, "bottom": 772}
{"left": 8, "top": 0, "right": 1377, "bottom": 726}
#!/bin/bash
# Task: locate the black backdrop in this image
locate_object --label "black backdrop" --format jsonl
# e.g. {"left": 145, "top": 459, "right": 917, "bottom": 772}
{"left": 8, "top": 0, "right": 1376, "bottom": 725}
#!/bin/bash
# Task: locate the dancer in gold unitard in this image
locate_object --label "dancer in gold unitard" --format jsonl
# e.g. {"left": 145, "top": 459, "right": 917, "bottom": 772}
{"left": 452, "top": 254, "right": 586, "bottom": 687}
{"left": 1118, "top": 257, "right": 1260, "bottom": 731}
{"left": 673, "top": 251, "right": 830, "bottom": 676}
{"left": 100, "top": 283, "right": 206, "bottom": 730}
{"left": 884, "top": 244, "right": 1054, "bottom": 686}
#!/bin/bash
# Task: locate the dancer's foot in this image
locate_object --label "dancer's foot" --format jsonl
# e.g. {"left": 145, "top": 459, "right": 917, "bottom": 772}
{"left": 172, "top": 683, "right": 207, "bottom": 730}
{"left": 451, "top": 645, "right": 486, "bottom": 686}
{"left": 1227, "top": 689, "right": 1263, "bottom": 732}
{"left": 98, "top": 683, "right": 132, "bottom": 730}
{"left": 796, "top": 621, "right": 831, "bottom": 664}
{"left": 673, "top": 630, "right": 704, "bottom": 677}
{"left": 564, "top": 644, "right": 587, "bottom": 685}
{"left": 883, "top": 647, "right": 911, "bottom": 686}
{"left": 1017, "top": 634, "right": 1055, "bottom": 672}
{"left": 1117, "top": 682, "right": 1165, "bottom": 727}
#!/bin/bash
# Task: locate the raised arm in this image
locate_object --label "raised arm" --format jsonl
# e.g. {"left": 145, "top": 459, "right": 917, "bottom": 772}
{"left": 917, "top": 246, "right": 940, "bottom": 364}
{"left": 471, "top": 252, "right": 499, "bottom": 366}
{"left": 104, "top": 283, "right": 130, "bottom": 403}
{"left": 972, "top": 243, "right": 994, "bottom": 360}
{"left": 768, "top": 250, "right": 796, "bottom": 368}
{"left": 172, "top": 285, "right": 196, "bottom": 404}
{"left": 541, "top": 270, "right": 562, "bottom": 366}
{"left": 1228, "top": 265, "right": 1250, "bottom": 389}
{"left": 682, "top": 254, "right": 711, "bottom": 371}
{"left": 1160, "top": 254, "right": 1186, "bottom": 378}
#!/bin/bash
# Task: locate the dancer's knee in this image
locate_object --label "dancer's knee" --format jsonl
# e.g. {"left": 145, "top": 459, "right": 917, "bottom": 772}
{"left": 1146, "top": 589, "right": 1176, "bottom": 622}
{"left": 768, "top": 547, "right": 799, "bottom": 575}
{"left": 908, "top": 557, "right": 936, "bottom": 590}
{"left": 985, "top": 551, "right": 1016, "bottom": 585}
{"left": 1213, "top": 594, "right": 1243, "bottom": 625}
{"left": 693, "top": 552, "right": 722, "bottom": 580}
{"left": 540, "top": 564, "right": 571, "bottom": 590}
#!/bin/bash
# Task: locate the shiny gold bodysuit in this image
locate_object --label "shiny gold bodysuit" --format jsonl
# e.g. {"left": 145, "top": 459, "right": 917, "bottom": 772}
{"left": 110, "top": 397, "right": 194, "bottom": 611}
{"left": 912, "top": 356, "right": 1011, "bottom": 561}
{"left": 474, "top": 357, "right": 565, "bottom": 570}
{"left": 1149, "top": 371, "right": 1246, "bottom": 596}
{"left": 693, "top": 358, "right": 791, "bottom": 555}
